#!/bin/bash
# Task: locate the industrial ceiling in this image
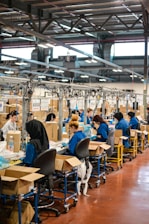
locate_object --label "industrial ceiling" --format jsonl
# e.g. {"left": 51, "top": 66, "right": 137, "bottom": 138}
{"left": 0, "top": 0, "right": 149, "bottom": 86}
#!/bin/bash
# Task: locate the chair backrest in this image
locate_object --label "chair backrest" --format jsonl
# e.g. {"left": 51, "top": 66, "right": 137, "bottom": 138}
{"left": 75, "top": 137, "right": 90, "bottom": 159}
{"left": 34, "top": 148, "right": 56, "bottom": 176}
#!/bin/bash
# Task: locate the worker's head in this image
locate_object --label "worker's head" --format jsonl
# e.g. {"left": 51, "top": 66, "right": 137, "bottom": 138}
{"left": 69, "top": 114, "right": 79, "bottom": 134}
{"left": 128, "top": 111, "right": 135, "bottom": 119}
{"left": 7, "top": 110, "right": 19, "bottom": 122}
{"left": 46, "top": 113, "right": 56, "bottom": 122}
{"left": 114, "top": 112, "right": 123, "bottom": 122}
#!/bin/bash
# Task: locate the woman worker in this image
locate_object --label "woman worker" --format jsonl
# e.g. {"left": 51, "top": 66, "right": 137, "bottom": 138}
{"left": 114, "top": 112, "right": 130, "bottom": 148}
{"left": 23, "top": 119, "right": 49, "bottom": 166}
{"left": 1, "top": 110, "right": 19, "bottom": 139}
{"left": 128, "top": 111, "right": 139, "bottom": 129}
{"left": 68, "top": 114, "right": 86, "bottom": 156}
{"left": 92, "top": 115, "right": 109, "bottom": 142}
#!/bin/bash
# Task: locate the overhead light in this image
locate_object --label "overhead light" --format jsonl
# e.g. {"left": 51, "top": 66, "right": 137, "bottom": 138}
{"left": 81, "top": 75, "right": 89, "bottom": 78}
{"left": 15, "top": 62, "right": 28, "bottom": 66}
{"left": 130, "top": 74, "right": 137, "bottom": 78}
{"left": 38, "top": 43, "right": 55, "bottom": 48}
{"left": 141, "top": 78, "right": 144, "bottom": 82}
{"left": 38, "top": 75, "right": 46, "bottom": 79}
{"left": 0, "top": 32, "right": 12, "bottom": 37}
{"left": 85, "top": 59, "right": 97, "bottom": 63}
{"left": 112, "top": 68, "right": 122, "bottom": 72}
{"left": 4, "top": 70, "right": 14, "bottom": 74}
{"left": 54, "top": 69, "right": 64, "bottom": 73}
{"left": 99, "top": 78, "right": 106, "bottom": 82}
{"left": 61, "top": 78, "right": 69, "bottom": 82}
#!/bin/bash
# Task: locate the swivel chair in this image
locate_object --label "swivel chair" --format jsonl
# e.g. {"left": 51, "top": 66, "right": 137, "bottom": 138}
{"left": 75, "top": 137, "right": 92, "bottom": 195}
{"left": 34, "top": 148, "right": 60, "bottom": 217}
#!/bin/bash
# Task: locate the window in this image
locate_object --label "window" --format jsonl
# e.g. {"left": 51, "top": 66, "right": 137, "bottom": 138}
{"left": 1, "top": 47, "right": 35, "bottom": 60}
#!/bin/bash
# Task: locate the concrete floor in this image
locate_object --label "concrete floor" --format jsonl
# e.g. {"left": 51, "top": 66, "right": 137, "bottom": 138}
{"left": 40, "top": 149, "right": 149, "bottom": 224}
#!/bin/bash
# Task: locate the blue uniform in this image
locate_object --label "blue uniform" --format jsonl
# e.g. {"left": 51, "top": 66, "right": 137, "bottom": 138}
{"left": 129, "top": 117, "right": 139, "bottom": 129}
{"left": 115, "top": 118, "right": 130, "bottom": 148}
{"left": 23, "top": 143, "right": 37, "bottom": 166}
{"left": 68, "top": 130, "right": 86, "bottom": 156}
{"left": 96, "top": 122, "right": 109, "bottom": 142}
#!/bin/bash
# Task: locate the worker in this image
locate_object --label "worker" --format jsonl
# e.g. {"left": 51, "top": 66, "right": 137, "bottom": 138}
{"left": 27, "top": 111, "right": 34, "bottom": 122}
{"left": 114, "top": 112, "right": 130, "bottom": 148}
{"left": 45, "top": 112, "right": 56, "bottom": 122}
{"left": 92, "top": 115, "right": 109, "bottom": 142}
{"left": 23, "top": 119, "right": 49, "bottom": 166}
{"left": 128, "top": 111, "right": 139, "bottom": 129}
{"left": 1, "top": 110, "right": 19, "bottom": 139}
{"left": 146, "top": 107, "right": 149, "bottom": 124}
{"left": 67, "top": 114, "right": 86, "bottom": 156}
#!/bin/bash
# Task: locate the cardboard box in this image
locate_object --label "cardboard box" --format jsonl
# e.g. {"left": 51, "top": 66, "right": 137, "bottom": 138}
{"left": 6, "top": 130, "right": 21, "bottom": 152}
{"left": 89, "top": 141, "right": 111, "bottom": 156}
{"left": 55, "top": 154, "right": 81, "bottom": 172}
{"left": 0, "top": 201, "right": 34, "bottom": 224}
{"left": 43, "top": 122, "right": 59, "bottom": 142}
{"left": 0, "top": 165, "right": 44, "bottom": 195}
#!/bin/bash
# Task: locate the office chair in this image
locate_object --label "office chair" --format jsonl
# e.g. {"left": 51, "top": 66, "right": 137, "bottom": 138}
{"left": 75, "top": 137, "right": 92, "bottom": 195}
{"left": 34, "top": 148, "right": 60, "bottom": 217}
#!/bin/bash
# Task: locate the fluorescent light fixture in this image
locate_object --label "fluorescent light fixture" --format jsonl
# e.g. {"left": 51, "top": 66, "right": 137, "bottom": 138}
{"left": 99, "top": 78, "right": 106, "bottom": 82}
{"left": 15, "top": 62, "right": 28, "bottom": 66}
{"left": 85, "top": 59, "right": 97, "bottom": 63}
{"left": 4, "top": 70, "right": 14, "bottom": 74}
{"left": 38, "top": 43, "right": 55, "bottom": 48}
{"left": 130, "top": 74, "right": 137, "bottom": 78}
{"left": 38, "top": 75, "right": 46, "bottom": 79}
{"left": 112, "top": 68, "right": 122, "bottom": 72}
{"left": 54, "top": 69, "right": 64, "bottom": 73}
{"left": 61, "top": 78, "right": 69, "bottom": 82}
{"left": 1, "top": 32, "right": 12, "bottom": 37}
{"left": 81, "top": 75, "right": 89, "bottom": 78}
{"left": 141, "top": 78, "right": 144, "bottom": 82}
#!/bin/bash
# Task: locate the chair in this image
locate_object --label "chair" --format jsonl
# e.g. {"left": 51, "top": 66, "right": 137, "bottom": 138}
{"left": 75, "top": 137, "right": 92, "bottom": 195}
{"left": 33, "top": 148, "right": 60, "bottom": 217}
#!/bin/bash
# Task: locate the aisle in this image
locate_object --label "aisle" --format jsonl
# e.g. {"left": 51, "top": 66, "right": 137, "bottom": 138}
{"left": 40, "top": 149, "right": 149, "bottom": 224}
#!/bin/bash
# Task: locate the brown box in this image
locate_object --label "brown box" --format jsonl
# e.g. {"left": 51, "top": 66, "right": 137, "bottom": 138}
{"left": 55, "top": 154, "right": 81, "bottom": 172}
{"left": 0, "top": 112, "right": 7, "bottom": 128}
{"left": 89, "top": 141, "right": 111, "bottom": 156}
{"left": 0, "top": 165, "right": 43, "bottom": 195}
{"left": 43, "top": 122, "right": 59, "bottom": 142}
{"left": 6, "top": 130, "right": 21, "bottom": 152}
{"left": 0, "top": 201, "right": 34, "bottom": 224}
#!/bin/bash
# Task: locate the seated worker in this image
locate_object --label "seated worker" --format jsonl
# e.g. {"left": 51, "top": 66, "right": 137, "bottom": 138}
{"left": 23, "top": 119, "right": 49, "bottom": 166}
{"left": 114, "top": 112, "right": 130, "bottom": 148}
{"left": 67, "top": 114, "right": 86, "bottom": 156}
{"left": 1, "top": 110, "right": 19, "bottom": 139}
{"left": 46, "top": 112, "right": 56, "bottom": 122}
{"left": 92, "top": 115, "right": 109, "bottom": 142}
{"left": 128, "top": 111, "right": 139, "bottom": 129}
{"left": 86, "top": 108, "right": 93, "bottom": 124}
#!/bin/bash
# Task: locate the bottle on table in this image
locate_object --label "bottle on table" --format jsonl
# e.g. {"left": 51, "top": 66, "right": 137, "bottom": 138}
{"left": 8, "top": 135, "right": 14, "bottom": 152}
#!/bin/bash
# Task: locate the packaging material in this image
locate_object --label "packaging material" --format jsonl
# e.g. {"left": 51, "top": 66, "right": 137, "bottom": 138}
{"left": 0, "top": 113, "right": 7, "bottom": 128}
{"left": 55, "top": 154, "right": 81, "bottom": 172}
{"left": 89, "top": 141, "right": 111, "bottom": 156}
{"left": 43, "top": 122, "right": 59, "bottom": 141}
{"left": 0, "top": 201, "right": 34, "bottom": 224}
{"left": 6, "top": 130, "right": 21, "bottom": 152}
{"left": 0, "top": 165, "right": 43, "bottom": 195}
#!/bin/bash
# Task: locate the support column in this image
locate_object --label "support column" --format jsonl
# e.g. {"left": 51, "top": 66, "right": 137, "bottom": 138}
{"left": 143, "top": 33, "right": 148, "bottom": 119}
{"left": 58, "top": 89, "right": 63, "bottom": 140}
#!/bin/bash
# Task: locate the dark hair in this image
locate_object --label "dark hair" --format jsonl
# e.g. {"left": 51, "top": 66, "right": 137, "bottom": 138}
{"left": 147, "top": 107, "right": 149, "bottom": 110}
{"left": 46, "top": 113, "right": 56, "bottom": 121}
{"left": 114, "top": 112, "right": 123, "bottom": 121}
{"left": 128, "top": 111, "right": 135, "bottom": 118}
{"left": 6, "top": 110, "right": 19, "bottom": 120}
{"left": 92, "top": 115, "right": 105, "bottom": 123}
{"left": 100, "top": 108, "right": 107, "bottom": 115}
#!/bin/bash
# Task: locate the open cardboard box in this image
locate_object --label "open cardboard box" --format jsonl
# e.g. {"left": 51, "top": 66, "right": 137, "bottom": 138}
{"left": 55, "top": 154, "right": 81, "bottom": 172}
{"left": 89, "top": 141, "right": 111, "bottom": 156}
{"left": 0, "top": 165, "right": 44, "bottom": 195}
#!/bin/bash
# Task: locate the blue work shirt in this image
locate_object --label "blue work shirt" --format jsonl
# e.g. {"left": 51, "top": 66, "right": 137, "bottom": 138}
{"left": 115, "top": 118, "right": 130, "bottom": 148}
{"left": 96, "top": 122, "right": 109, "bottom": 142}
{"left": 23, "top": 143, "right": 37, "bottom": 166}
{"left": 129, "top": 117, "right": 139, "bottom": 129}
{"left": 68, "top": 130, "right": 86, "bottom": 156}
